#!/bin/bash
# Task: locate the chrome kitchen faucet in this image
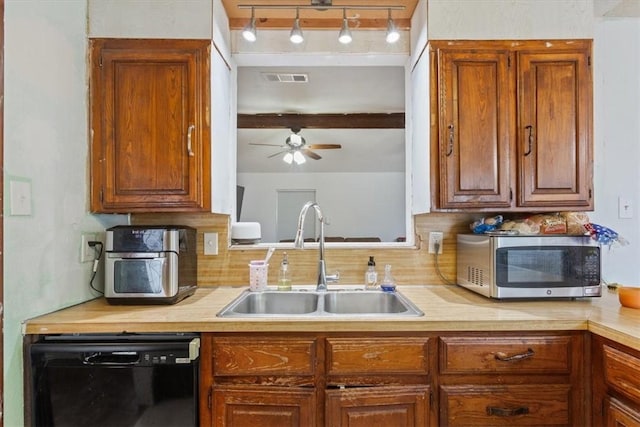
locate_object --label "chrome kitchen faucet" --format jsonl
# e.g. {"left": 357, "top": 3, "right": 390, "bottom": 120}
{"left": 294, "top": 201, "right": 339, "bottom": 291}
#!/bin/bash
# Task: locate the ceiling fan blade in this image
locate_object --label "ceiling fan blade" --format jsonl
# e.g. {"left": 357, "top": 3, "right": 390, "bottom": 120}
{"left": 250, "top": 143, "right": 285, "bottom": 147}
{"left": 306, "top": 144, "right": 342, "bottom": 150}
{"left": 267, "top": 150, "right": 287, "bottom": 158}
{"left": 302, "top": 149, "right": 322, "bottom": 160}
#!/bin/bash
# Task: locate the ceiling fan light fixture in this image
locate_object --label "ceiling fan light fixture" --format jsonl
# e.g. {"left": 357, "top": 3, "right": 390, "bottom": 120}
{"left": 338, "top": 9, "right": 352, "bottom": 44}
{"left": 385, "top": 9, "right": 400, "bottom": 44}
{"left": 283, "top": 152, "right": 294, "bottom": 164}
{"left": 242, "top": 7, "right": 257, "bottom": 42}
{"left": 290, "top": 9, "right": 304, "bottom": 44}
{"left": 293, "top": 151, "right": 306, "bottom": 164}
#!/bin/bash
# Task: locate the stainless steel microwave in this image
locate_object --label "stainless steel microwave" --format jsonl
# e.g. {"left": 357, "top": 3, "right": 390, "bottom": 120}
{"left": 456, "top": 234, "right": 601, "bottom": 299}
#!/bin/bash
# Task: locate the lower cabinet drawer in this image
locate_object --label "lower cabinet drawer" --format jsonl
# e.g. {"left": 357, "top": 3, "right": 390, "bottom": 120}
{"left": 439, "top": 336, "right": 573, "bottom": 374}
{"left": 212, "top": 337, "right": 316, "bottom": 376}
{"left": 440, "top": 384, "right": 570, "bottom": 426}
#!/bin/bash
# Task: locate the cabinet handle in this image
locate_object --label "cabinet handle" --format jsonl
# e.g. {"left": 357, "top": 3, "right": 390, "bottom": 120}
{"left": 494, "top": 347, "right": 535, "bottom": 362}
{"left": 486, "top": 406, "right": 529, "bottom": 417}
{"left": 187, "top": 124, "right": 196, "bottom": 157}
{"left": 446, "top": 124, "right": 454, "bottom": 156}
{"left": 524, "top": 125, "right": 533, "bottom": 156}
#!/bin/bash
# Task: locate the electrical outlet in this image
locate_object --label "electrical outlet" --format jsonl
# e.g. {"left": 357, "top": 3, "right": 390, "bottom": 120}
{"left": 80, "top": 233, "right": 98, "bottom": 263}
{"left": 428, "top": 232, "right": 443, "bottom": 254}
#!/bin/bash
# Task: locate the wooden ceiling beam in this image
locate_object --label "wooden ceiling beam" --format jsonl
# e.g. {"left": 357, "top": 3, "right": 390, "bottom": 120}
{"left": 237, "top": 113, "right": 405, "bottom": 129}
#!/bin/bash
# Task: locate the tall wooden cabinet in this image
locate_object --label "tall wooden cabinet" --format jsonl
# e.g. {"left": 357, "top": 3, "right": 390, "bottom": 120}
{"left": 430, "top": 40, "right": 593, "bottom": 211}
{"left": 90, "top": 39, "right": 211, "bottom": 213}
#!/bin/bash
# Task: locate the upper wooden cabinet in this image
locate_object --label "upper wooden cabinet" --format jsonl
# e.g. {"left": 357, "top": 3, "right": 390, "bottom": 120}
{"left": 430, "top": 40, "right": 593, "bottom": 211}
{"left": 89, "top": 39, "right": 211, "bottom": 213}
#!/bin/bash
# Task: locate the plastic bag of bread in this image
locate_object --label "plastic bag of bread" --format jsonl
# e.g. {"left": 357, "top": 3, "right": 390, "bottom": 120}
{"left": 499, "top": 219, "right": 539, "bottom": 235}
{"left": 528, "top": 213, "right": 567, "bottom": 234}
{"left": 470, "top": 215, "right": 503, "bottom": 233}
{"left": 561, "top": 211, "right": 590, "bottom": 235}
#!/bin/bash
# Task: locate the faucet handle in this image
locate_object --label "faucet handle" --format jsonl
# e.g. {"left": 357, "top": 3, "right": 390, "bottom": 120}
{"left": 326, "top": 271, "right": 340, "bottom": 283}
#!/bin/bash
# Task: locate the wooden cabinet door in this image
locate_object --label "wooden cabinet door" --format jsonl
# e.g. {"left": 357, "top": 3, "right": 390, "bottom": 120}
{"left": 517, "top": 47, "right": 593, "bottom": 209}
{"left": 440, "top": 384, "right": 571, "bottom": 426}
{"left": 605, "top": 397, "right": 640, "bottom": 427}
{"left": 325, "top": 385, "right": 430, "bottom": 427}
{"left": 90, "top": 39, "right": 211, "bottom": 213}
{"left": 212, "top": 385, "right": 316, "bottom": 427}
{"left": 435, "top": 47, "right": 514, "bottom": 209}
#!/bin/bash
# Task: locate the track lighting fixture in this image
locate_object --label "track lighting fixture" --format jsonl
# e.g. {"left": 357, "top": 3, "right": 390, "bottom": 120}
{"left": 241, "top": 7, "right": 257, "bottom": 42}
{"left": 385, "top": 9, "right": 400, "bottom": 44}
{"left": 338, "top": 9, "right": 352, "bottom": 44}
{"left": 290, "top": 8, "right": 304, "bottom": 44}
{"left": 238, "top": 4, "right": 404, "bottom": 45}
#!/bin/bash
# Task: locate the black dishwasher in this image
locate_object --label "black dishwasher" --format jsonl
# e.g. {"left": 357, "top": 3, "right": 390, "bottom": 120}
{"left": 29, "top": 333, "right": 200, "bottom": 427}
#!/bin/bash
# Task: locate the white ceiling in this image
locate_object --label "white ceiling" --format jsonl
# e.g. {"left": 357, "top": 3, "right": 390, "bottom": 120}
{"left": 236, "top": 66, "right": 406, "bottom": 173}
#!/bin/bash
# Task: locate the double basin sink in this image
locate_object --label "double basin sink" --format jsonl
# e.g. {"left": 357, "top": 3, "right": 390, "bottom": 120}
{"left": 217, "top": 289, "right": 424, "bottom": 317}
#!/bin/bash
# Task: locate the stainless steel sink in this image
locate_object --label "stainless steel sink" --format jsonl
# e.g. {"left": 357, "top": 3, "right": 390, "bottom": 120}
{"left": 217, "top": 291, "right": 319, "bottom": 316}
{"left": 323, "top": 291, "right": 419, "bottom": 315}
{"left": 216, "top": 289, "right": 423, "bottom": 317}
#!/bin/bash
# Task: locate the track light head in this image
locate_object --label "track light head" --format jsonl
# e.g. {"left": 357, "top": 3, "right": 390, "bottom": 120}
{"left": 338, "top": 9, "right": 352, "bottom": 44}
{"left": 385, "top": 9, "right": 400, "bottom": 43}
{"left": 290, "top": 9, "right": 304, "bottom": 44}
{"left": 242, "top": 7, "right": 257, "bottom": 42}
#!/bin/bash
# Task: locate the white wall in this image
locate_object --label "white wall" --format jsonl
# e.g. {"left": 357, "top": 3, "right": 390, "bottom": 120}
{"left": 592, "top": 17, "right": 640, "bottom": 284}
{"left": 3, "top": 2, "right": 127, "bottom": 425}
{"left": 427, "top": 0, "right": 594, "bottom": 39}
{"left": 88, "top": 0, "right": 212, "bottom": 38}
{"left": 238, "top": 172, "right": 406, "bottom": 242}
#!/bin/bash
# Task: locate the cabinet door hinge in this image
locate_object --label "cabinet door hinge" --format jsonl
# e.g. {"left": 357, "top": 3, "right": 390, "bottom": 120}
{"left": 509, "top": 188, "right": 513, "bottom": 201}
{"left": 589, "top": 188, "right": 592, "bottom": 199}
{"left": 100, "top": 187, "right": 104, "bottom": 202}
{"left": 208, "top": 385, "right": 213, "bottom": 409}
{"left": 508, "top": 55, "right": 511, "bottom": 68}
{"left": 588, "top": 55, "right": 591, "bottom": 66}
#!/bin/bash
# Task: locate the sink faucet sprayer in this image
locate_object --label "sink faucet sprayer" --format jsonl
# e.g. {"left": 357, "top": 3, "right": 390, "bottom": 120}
{"left": 294, "top": 201, "right": 339, "bottom": 291}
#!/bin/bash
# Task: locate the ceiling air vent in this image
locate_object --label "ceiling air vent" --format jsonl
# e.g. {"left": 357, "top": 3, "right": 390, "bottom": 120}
{"left": 261, "top": 73, "right": 309, "bottom": 83}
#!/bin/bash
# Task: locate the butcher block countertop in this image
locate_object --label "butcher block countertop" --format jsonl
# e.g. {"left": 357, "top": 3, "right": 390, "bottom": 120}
{"left": 24, "top": 285, "right": 640, "bottom": 350}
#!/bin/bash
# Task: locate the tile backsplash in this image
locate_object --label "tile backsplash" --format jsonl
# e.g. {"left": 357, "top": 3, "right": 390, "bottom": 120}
{"left": 132, "top": 212, "right": 477, "bottom": 287}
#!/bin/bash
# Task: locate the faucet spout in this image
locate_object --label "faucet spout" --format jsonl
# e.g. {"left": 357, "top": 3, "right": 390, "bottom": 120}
{"left": 294, "top": 201, "right": 334, "bottom": 291}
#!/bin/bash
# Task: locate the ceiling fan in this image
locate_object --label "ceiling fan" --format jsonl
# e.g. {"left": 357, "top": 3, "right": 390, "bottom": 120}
{"left": 249, "top": 127, "right": 342, "bottom": 164}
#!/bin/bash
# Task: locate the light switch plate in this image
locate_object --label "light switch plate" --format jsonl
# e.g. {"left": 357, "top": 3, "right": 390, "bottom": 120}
{"left": 9, "top": 178, "right": 32, "bottom": 216}
{"left": 618, "top": 196, "right": 633, "bottom": 219}
{"left": 204, "top": 232, "right": 218, "bottom": 255}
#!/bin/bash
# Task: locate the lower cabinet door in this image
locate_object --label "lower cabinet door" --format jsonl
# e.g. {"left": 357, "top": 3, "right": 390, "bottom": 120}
{"left": 212, "top": 385, "right": 316, "bottom": 427}
{"left": 605, "top": 397, "right": 640, "bottom": 427}
{"left": 440, "top": 384, "right": 570, "bottom": 426}
{"left": 325, "top": 385, "right": 431, "bottom": 427}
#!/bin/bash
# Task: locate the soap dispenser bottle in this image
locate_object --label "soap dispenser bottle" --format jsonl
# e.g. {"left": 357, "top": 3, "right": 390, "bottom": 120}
{"left": 364, "top": 256, "right": 378, "bottom": 290}
{"left": 380, "top": 264, "right": 397, "bottom": 292}
{"left": 277, "top": 252, "right": 292, "bottom": 291}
